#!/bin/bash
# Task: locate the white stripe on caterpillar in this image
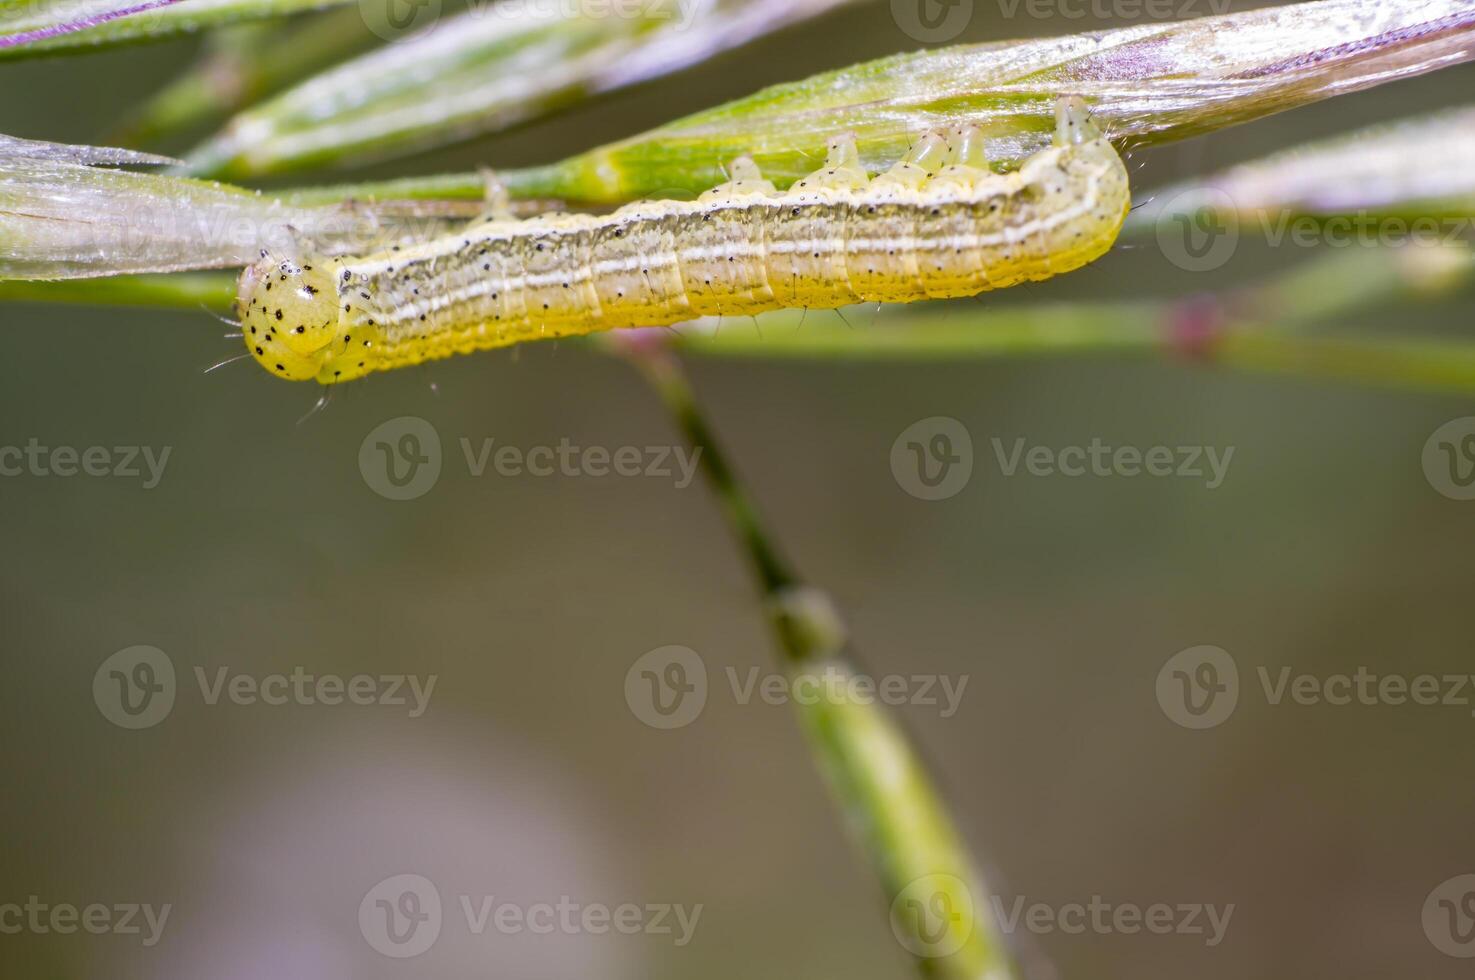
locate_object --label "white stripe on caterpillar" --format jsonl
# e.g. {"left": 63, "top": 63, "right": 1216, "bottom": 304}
{"left": 236, "top": 96, "right": 1129, "bottom": 384}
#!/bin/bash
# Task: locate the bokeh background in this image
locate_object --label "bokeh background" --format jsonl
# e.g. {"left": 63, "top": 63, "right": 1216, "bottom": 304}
{"left": 2, "top": 1, "right": 1474, "bottom": 977}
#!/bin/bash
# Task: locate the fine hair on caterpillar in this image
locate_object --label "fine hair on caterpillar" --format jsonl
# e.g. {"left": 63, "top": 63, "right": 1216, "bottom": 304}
{"left": 236, "top": 95, "right": 1130, "bottom": 384}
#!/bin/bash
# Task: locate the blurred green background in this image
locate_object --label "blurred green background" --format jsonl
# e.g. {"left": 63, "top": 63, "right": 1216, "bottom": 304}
{"left": 2, "top": 1, "right": 1475, "bottom": 978}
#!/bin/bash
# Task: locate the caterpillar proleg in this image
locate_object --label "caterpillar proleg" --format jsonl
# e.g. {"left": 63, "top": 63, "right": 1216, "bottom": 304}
{"left": 236, "top": 96, "right": 1129, "bottom": 384}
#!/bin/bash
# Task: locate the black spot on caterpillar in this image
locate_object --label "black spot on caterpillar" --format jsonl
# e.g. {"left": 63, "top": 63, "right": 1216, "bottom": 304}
{"left": 237, "top": 96, "right": 1130, "bottom": 384}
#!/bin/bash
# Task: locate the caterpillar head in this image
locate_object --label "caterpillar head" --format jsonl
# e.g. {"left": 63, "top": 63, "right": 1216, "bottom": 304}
{"left": 236, "top": 253, "right": 381, "bottom": 384}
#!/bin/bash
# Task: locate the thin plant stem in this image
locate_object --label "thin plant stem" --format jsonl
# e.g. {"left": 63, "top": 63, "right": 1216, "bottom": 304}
{"left": 624, "top": 342, "right": 1019, "bottom": 980}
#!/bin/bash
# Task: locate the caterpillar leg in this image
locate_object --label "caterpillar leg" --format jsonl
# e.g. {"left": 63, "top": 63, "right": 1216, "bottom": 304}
{"left": 1053, "top": 94, "right": 1102, "bottom": 146}
{"left": 844, "top": 131, "right": 957, "bottom": 303}
{"left": 1007, "top": 97, "right": 1107, "bottom": 280}
{"left": 901, "top": 124, "right": 999, "bottom": 298}
{"left": 872, "top": 131, "right": 952, "bottom": 191}
{"left": 680, "top": 157, "right": 779, "bottom": 316}
{"left": 697, "top": 156, "right": 777, "bottom": 202}
{"left": 927, "top": 126, "right": 990, "bottom": 192}
{"left": 475, "top": 167, "right": 515, "bottom": 222}
{"left": 766, "top": 135, "right": 875, "bottom": 308}
{"left": 1003, "top": 95, "right": 1123, "bottom": 283}
{"left": 789, "top": 133, "right": 869, "bottom": 192}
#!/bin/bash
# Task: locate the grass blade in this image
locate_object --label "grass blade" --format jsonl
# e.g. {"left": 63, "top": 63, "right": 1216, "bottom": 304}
{"left": 1128, "top": 103, "right": 1475, "bottom": 240}
{"left": 0, "top": 0, "right": 184, "bottom": 50}
{"left": 0, "top": 134, "right": 479, "bottom": 278}
{"left": 0, "top": 0, "right": 352, "bottom": 59}
{"left": 287, "top": 0, "right": 1475, "bottom": 207}
{"left": 180, "top": 0, "right": 863, "bottom": 178}
{"left": 114, "top": 8, "right": 380, "bottom": 146}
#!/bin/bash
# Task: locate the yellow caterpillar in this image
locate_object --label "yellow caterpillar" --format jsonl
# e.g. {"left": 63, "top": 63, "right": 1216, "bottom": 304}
{"left": 236, "top": 96, "right": 1129, "bottom": 384}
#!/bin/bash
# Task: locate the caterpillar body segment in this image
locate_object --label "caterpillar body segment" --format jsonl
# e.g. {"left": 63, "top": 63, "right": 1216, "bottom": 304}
{"left": 236, "top": 96, "right": 1131, "bottom": 384}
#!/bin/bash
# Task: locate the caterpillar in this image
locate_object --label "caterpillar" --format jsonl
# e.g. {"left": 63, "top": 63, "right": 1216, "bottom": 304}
{"left": 236, "top": 96, "right": 1129, "bottom": 384}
